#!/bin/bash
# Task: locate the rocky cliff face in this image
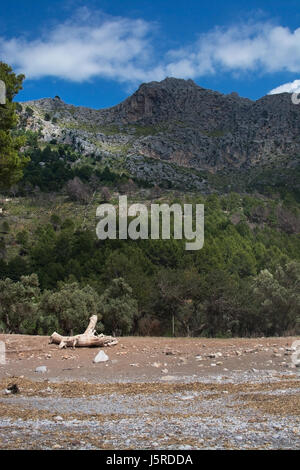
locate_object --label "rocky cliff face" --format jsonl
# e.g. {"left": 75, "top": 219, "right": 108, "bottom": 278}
{"left": 18, "top": 77, "right": 300, "bottom": 173}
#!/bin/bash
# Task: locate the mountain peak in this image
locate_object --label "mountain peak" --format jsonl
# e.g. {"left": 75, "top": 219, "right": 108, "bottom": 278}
{"left": 140, "top": 76, "right": 198, "bottom": 89}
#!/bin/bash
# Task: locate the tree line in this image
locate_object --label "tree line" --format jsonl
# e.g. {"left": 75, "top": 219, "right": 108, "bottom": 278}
{"left": 0, "top": 195, "right": 299, "bottom": 337}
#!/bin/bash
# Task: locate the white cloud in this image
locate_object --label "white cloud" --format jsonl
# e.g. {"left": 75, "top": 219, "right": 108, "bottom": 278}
{"left": 1, "top": 11, "right": 300, "bottom": 86}
{"left": 162, "top": 22, "right": 300, "bottom": 79}
{"left": 269, "top": 79, "right": 300, "bottom": 94}
{"left": 0, "top": 14, "right": 154, "bottom": 83}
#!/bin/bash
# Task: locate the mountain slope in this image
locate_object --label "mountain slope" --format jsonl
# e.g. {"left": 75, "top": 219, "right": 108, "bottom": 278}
{"left": 18, "top": 77, "right": 300, "bottom": 175}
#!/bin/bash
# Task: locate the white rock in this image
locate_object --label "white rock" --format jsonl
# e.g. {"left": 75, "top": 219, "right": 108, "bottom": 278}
{"left": 35, "top": 366, "right": 47, "bottom": 373}
{"left": 93, "top": 350, "right": 109, "bottom": 363}
{"left": 54, "top": 416, "right": 63, "bottom": 421}
{"left": 151, "top": 362, "right": 162, "bottom": 368}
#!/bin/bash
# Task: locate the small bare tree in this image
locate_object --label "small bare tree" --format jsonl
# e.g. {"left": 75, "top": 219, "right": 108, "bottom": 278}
{"left": 101, "top": 186, "right": 111, "bottom": 202}
{"left": 65, "top": 177, "right": 91, "bottom": 204}
{"left": 9, "top": 184, "right": 18, "bottom": 198}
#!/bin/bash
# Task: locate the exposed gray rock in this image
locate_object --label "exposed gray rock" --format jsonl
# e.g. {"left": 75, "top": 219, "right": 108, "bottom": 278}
{"left": 17, "top": 77, "right": 300, "bottom": 180}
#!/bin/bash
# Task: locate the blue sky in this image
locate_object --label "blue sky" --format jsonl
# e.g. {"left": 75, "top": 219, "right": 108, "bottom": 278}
{"left": 1, "top": 0, "right": 300, "bottom": 108}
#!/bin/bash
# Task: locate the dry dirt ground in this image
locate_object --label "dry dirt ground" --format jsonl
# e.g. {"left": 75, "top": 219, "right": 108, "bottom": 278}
{"left": 0, "top": 334, "right": 299, "bottom": 450}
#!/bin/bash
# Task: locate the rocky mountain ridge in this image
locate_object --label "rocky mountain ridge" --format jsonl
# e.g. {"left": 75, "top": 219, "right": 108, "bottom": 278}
{"left": 18, "top": 77, "right": 300, "bottom": 175}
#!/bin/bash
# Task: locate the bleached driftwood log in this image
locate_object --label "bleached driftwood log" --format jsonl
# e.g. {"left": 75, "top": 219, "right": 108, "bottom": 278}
{"left": 49, "top": 315, "right": 118, "bottom": 349}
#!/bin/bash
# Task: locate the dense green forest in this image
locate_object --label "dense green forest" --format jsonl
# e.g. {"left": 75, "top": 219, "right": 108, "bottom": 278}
{"left": 0, "top": 191, "right": 299, "bottom": 337}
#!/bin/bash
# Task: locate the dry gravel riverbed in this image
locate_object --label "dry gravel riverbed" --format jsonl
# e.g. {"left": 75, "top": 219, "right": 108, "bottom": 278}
{"left": 0, "top": 335, "right": 299, "bottom": 450}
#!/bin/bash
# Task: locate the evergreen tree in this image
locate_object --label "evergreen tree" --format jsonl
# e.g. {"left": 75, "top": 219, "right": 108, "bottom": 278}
{"left": 100, "top": 278, "right": 138, "bottom": 336}
{"left": 0, "top": 62, "right": 29, "bottom": 188}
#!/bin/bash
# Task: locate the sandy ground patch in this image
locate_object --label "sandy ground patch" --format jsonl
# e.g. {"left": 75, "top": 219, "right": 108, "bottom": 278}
{"left": 0, "top": 334, "right": 299, "bottom": 449}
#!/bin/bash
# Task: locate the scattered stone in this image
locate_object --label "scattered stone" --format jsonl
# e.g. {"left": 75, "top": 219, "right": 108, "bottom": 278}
{"left": 151, "top": 362, "right": 162, "bottom": 368}
{"left": 35, "top": 366, "right": 47, "bottom": 373}
{"left": 54, "top": 416, "right": 63, "bottom": 421}
{"left": 93, "top": 351, "right": 109, "bottom": 363}
{"left": 178, "top": 357, "right": 187, "bottom": 364}
{"left": 6, "top": 383, "right": 19, "bottom": 394}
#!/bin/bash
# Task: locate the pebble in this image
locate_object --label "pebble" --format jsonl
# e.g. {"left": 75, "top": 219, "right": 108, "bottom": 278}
{"left": 152, "top": 362, "right": 162, "bottom": 368}
{"left": 54, "top": 416, "right": 63, "bottom": 421}
{"left": 35, "top": 366, "right": 47, "bottom": 373}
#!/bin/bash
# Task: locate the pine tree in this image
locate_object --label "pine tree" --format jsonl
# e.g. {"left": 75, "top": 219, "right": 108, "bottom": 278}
{"left": 0, "top": 62, "right": 29, "bottom": 188}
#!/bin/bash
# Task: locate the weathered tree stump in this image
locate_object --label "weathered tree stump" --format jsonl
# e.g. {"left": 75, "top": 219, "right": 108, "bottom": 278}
{"left": 49, "top": 315, "right": 118, "bottom": 349}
